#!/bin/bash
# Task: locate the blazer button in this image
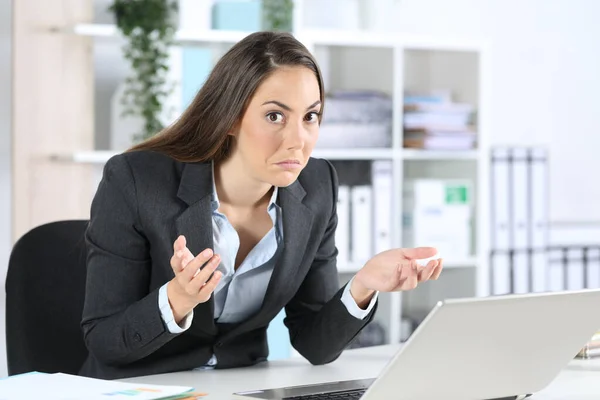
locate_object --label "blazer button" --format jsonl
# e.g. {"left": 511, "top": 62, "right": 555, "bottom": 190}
{"left": 134, "top": 333, "right": 142, "bottom": 342}
{"left": 216, "top": 341, "right": 223, "bottom": 348}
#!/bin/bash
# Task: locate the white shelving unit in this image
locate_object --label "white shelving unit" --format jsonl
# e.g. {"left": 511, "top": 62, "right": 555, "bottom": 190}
{"left": 54, "top": 6, "right": 491, "bottom": 350}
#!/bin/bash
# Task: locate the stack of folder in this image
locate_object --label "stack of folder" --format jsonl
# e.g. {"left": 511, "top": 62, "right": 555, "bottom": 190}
{"left": 317, "top": 90, "right": 393, "bottom": 148}
{"left": 403, "top": 92, "right": 477, "bottom": 150}
{"left": 576, "top": 331, "right": 600, "bottom": 359}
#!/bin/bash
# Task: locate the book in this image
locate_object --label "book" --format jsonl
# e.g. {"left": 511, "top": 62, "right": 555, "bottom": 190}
{"left": 0, "top": 372, "right": 207, "bottom": 400}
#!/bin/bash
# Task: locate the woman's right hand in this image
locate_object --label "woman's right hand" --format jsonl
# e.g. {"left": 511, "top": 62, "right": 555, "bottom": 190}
{"left": 167, "top": 235, "right": 222, "bottom": 323}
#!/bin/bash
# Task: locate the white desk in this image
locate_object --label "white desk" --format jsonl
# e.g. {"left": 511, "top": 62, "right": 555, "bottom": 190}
{"left": 121, "top": 345, "right": 600, "bottom": 399}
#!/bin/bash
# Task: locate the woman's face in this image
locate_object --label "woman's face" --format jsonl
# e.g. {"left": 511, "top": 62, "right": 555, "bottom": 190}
{"left": 229, "top": 65, "right": 321, "bottom": 188}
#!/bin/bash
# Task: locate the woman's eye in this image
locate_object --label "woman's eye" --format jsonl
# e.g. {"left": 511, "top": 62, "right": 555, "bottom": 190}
{"left": 266, "top": 112, "right": 285, "bottom": 124}
{"left": 305, "top": 112, "right": 320, "bottom": 123}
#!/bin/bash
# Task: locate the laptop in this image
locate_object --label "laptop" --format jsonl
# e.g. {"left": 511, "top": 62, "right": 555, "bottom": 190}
{"left": 233, "top": 288, "right": 600, "bottom": 400}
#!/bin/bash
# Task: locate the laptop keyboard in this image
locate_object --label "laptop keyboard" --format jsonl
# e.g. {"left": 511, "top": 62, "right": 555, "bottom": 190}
{"left": 283, "top": 388, "right": 367, "bottom": 399}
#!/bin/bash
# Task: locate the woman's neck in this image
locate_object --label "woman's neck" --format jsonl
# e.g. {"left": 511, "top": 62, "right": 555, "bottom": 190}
{"left": 214, "top": 156, "right": 273, "bottom": 210}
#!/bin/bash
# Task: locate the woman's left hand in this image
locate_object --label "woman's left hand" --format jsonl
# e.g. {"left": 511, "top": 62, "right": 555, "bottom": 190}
{"left": 350, "top": 247, "right": 444, "bottom": 306}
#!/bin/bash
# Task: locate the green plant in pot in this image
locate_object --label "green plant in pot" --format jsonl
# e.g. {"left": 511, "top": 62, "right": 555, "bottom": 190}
{"left": 109, "top": 0, "right": 178, "bottom": 142}
{"left": 262, "top": 0, "right": 294, "bottom": 32}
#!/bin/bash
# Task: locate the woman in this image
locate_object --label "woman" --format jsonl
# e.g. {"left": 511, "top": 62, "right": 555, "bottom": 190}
{"left": 80, "top": 31, "right": 443, "bottom": 380}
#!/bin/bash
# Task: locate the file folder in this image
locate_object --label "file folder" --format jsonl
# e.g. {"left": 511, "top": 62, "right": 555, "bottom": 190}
{"left": 490, "top": 148, "right": 512, "bottom": 295}
{"left": 510, "top": 147, "right": 530, "bottom": 293}
{"left": 490, "top": 147, "right": 549, "bottom": 295}
{"left": 371, "top": 161, "right": 393, "bottom": 254}
{"left": 336, "top": 185, "right": 351, "bottom": 266}
{"left": 530, "top": 148, "right": 549, "bottom": 292}
{"left": 351, "top": 185, "right": 373, "bottom": 266}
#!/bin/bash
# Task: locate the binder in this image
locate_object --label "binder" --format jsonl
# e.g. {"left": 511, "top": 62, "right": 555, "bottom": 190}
{"left": 549, "top": 246, "right": 600, "bottom": 291}
{"left": 490, "top": 148, "right": 512, "bottom": 295}
{"left": 586, "top": 248, "right": 600, "bottom": 289}
{"left": 565, "top": 247, "right": 585, "bottom": 291}
{"left": 510, "top": 148, "right": 530, "bottom": 293}
{"left": 335, "top": 185, "right": 350, "bottom": 266}
{"left": 547, "top": 247, "right": 565, "bottom": 292}
{"left": 530, "top": 148, "right": 549, "bottom": 292}
{"left": 351, "top": 185, "right": 373, "bottom": 266}
{"left": 371, "top": 161, "right": 393, "bottom": 254}
{"left": 490, "top": 147, "right": 550, "bottom": 295}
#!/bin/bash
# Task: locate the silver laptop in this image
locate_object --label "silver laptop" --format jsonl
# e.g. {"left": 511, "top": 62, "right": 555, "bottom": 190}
{"left": 233, "top": 288, "right": 600, "bottom": 400}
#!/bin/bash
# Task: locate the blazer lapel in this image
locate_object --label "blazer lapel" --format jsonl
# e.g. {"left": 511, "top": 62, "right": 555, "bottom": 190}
{"left": 262, "top": 181, "right": 314, "bottom": 308}
{"left": 175, "top": 162, "right": 218, "bottom": 338}
{"left": 220, "top": 180, "right": 315, "bottom": 342}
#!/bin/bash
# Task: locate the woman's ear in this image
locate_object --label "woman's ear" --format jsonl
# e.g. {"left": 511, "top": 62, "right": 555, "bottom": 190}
{"left": 227, "top": 121, "right": 240, "bottom": 137}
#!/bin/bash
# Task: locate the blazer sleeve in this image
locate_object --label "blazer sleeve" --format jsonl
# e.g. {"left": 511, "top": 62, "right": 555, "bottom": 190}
{"left": 283, "top": 160, "right": 377, "bottom": 365}
{"left": 81, "top": 154, "right": 178, "bottom": 366}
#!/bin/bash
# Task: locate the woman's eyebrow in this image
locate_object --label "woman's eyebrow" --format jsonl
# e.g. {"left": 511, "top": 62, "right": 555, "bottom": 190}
{"left": 261, "top": 100, "right": 322, "bottom": 111}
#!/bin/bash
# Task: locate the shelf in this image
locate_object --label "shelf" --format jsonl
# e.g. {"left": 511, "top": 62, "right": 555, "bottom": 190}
{"left": 313, "top": 148, "right": 394, "bottom": 160}
{"left": 67, "top": 24, "right": 486, "bottom": 52}
{"left": 70, "top": 23, "right": 250, "bottom": 44}
{"left": 50, "top": 151, "right": 118, "bottom": 164}
{"left": 402, "top": 149, "right": 479, "bottom": 160}
{"left": 50, "top": 148, "right": 483, "bottom": 163}
{"left": 399, "top": 35, "right": 488, "bottom": 52}
{"left": 70, "top": 24, "right": 396, "bottom": 47}
{"left": 48, "top": 148, "right": 396, "bottom": 164}
{"left": 300, "top": 30, "right": 487, "bottom": 51}
{"left": 299, "top": 29, "right": 397, "bottom": 48}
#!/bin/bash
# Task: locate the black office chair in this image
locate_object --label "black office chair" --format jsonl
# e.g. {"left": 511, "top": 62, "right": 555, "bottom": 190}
{"left": 5, "top": 220, "right": 89, "bottom": 375}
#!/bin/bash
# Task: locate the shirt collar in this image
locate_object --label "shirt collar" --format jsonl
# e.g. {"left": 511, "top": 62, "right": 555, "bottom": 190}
{"left": 210, "top": 160, "right": 279, "bottom": 212}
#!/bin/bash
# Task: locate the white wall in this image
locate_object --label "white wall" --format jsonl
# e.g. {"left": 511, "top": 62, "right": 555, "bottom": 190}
{"left": 0, "top": 0, "right": 11, "bottom": 379}
{"left": 381, "top": 0, "right": 600, "bottom": 224}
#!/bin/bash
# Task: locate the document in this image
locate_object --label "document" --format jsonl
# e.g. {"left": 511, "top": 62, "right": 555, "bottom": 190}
{"left": 0, "top": 372, "right": 203, "bottom": 400}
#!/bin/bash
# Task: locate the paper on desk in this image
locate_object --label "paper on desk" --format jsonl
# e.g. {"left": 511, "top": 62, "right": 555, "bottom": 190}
{"left": 0, "top": 372, "right": 199, "bottom": 400}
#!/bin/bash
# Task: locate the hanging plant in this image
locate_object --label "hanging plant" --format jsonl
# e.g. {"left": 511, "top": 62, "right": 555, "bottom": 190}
{"left": 262, "top": 0, "right": 294, "bottom": 32}
{"left": 109, "top": 0, "right": 178, "bottom": 142}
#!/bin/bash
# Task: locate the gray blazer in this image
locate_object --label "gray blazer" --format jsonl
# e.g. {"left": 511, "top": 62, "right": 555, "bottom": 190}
{"left": 79, "top": 150, "right": 377, "bottom": 380}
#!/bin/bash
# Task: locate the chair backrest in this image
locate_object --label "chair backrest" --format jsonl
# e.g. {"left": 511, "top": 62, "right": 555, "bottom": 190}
{"left": 5, "top": 220, "right": 89, "bottom": 375}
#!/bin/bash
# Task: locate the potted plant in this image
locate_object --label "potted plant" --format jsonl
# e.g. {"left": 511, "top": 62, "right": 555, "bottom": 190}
{"left": 109, "top": 0, "right": 178, "bottom": 142}
{"left": 262, "top": 0, "right": 294, "bottom": 32}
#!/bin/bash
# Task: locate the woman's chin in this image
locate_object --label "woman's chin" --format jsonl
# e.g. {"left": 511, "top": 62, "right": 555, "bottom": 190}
{"left": 270, "top": 170, "right": 301, "bottom": 187}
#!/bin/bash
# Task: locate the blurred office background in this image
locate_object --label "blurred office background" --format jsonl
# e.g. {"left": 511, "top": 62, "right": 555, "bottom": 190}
{"left": 2, "top": 0, "right": 600, "bottom": 377}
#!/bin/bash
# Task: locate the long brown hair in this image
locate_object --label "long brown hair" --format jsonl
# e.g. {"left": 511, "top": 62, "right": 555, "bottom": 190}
{"left": 128, "top": 31, "right": 324, "bottom": 163}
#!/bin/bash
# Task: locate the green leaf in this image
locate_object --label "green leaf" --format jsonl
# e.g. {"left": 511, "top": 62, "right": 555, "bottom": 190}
{"left": 109, "top": 0, "right": 178, "bottom": 139}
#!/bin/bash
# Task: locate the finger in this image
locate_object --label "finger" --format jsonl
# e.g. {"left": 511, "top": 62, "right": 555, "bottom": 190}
{"left": 173, "top": 235, "right": 186, "bottom": 252}
{"left": 404, "top": 265, "right": 419, "bottom": 290}
{"left": 170, "top": 249, "right": 186, "bottom": 273}
{"left": 431, "top": 259, "right": 444, "bottom": 280}
{"left": 418, "top": 260, "right": 437, "bottom": 282}
{"left": 188, "top": 255, "right": 221, "bottom": 293}
{"left": 398, "top": 262, "right": 418, "bottom": 290}
{"left": 180, "top": 249, "right": 214, "bottom": 282}
{"left": 170, "top": 244, "right": 195, "bottom": 273}
{"left": 397, "top": 261, "right": 412, "bottom": 280}
{"left": 401, "top": 247, "right": 438, "bottom": 260}
{"left": 197, "top": 270, "right": 222, "bottom": 301}
{"left": 180, "top": 246, "right": 195, "bottom": 269}
{"left": 185, "top": 248, "right": 214, "bottom": 271}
